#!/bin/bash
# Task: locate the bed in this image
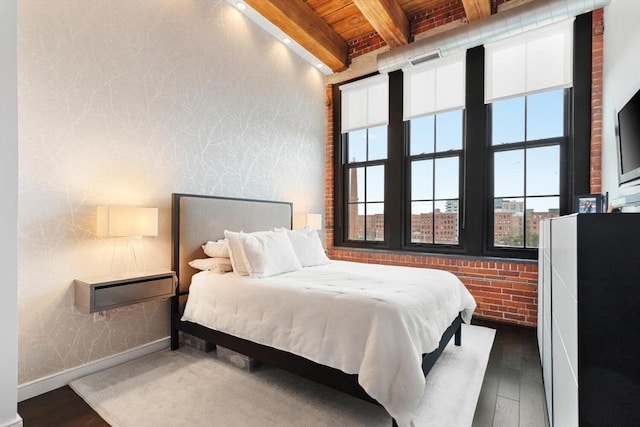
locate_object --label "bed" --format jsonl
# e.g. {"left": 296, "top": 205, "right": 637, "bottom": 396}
{"left": 170, "top": 193, "right": 476, "bottom": 426}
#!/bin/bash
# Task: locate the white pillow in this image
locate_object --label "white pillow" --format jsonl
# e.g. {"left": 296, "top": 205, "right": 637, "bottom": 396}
{"left": 202, "top": 240, "right": 229, "bottom": 258}
{"left": 238, "top": 229, "right": 302, "bottom": 278}
{"left": 223, "top": 230, "right": 252, "bottom": 275}
{"left": 188, "top": 257, "right": 233, "bottom": 273}
{"left": 279, "top": 227, "right": 330, "bottom": 267}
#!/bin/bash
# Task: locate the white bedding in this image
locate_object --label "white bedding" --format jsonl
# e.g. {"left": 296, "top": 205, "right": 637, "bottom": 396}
{"left": 181, "top": 260, "right": 476, "bottom": 426}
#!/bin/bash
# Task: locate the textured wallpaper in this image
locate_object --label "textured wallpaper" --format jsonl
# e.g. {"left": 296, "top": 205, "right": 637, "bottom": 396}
{"left": 17, "top": 0, "right": 326, "bottom": 384}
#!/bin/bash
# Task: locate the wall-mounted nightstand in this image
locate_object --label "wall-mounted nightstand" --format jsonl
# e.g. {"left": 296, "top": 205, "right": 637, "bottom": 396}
{"left": 74, "top": 270, "right": 176, "bottom": 314}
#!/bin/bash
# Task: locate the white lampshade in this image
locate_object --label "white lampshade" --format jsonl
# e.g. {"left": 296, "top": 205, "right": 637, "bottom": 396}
{"left": 305, "top": 213, "right": 322, "bottom": 231}
{"left": 97, "top": 206, "right": 158, "bottom": 237}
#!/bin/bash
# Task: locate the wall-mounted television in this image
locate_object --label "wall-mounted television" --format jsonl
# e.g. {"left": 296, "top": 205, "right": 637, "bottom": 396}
{"left": 616, "top": 87, "right": 640, "bottom": 186}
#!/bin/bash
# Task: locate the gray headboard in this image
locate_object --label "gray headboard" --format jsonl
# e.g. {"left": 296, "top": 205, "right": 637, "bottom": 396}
{"left": 171, "top": 193, "right": 292, "bottom": 309}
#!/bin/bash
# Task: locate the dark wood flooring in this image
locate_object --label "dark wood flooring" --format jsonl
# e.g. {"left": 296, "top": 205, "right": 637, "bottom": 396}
{"left": 471, "top": 319, "right": 549, "bottom": 427}
{"left": 17, "top": 385, "right": 108, "bottom": 427}
{"left": 18, "top": 319, "right": 548, "bottom": 427}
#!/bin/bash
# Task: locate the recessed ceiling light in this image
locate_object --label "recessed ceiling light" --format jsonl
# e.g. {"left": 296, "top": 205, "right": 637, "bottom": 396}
{"left": 316, "top": 63, "right": 324, "bottom": 69}
{"left": 283, "top": 37, "right": 291, "bottom": 44}
{"left": 236, "top": 2, "right": 246, "bottom": 10}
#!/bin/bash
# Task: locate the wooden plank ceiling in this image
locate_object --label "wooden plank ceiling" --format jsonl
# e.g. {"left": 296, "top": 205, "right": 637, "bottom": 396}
{"left": 244, "top": 0, "right": 492, "bottom": 72}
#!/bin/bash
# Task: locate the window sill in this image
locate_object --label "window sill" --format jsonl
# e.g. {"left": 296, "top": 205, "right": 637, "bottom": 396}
{"left": 329, "top": 245, "right": 538, "bottom": 264}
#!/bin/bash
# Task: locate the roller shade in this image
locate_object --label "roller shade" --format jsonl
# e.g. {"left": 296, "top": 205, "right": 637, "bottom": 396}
{"left": 340, "top": 74, "right": 389, "bottom": 133}
{"left": 485, "top": 19, "right": 574, "bottom": 103}
{"left": 403, "top": 52, "right": 466, "bottom": 120}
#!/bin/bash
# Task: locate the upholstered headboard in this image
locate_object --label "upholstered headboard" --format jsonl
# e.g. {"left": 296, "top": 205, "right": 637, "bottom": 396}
{"left": 171, "top": 193, "right": 292, "bottom": 310}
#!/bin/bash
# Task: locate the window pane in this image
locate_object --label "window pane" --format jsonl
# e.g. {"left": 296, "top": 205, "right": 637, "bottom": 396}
{"left": 494, "top": 150, "right": 524, "bottom": 197}
{"left": 434, "top": 200, "right": 459, "bottom": 244}
{"left": 347, "top": 203, "right": 364, "bottom": 240}
{"left": 410, "top": 115, "right": 434, "bottom": 155}
{"left": 492, "top": 97, "right": 525, "bottom": 145}
{"left": 527, "top": 89, "right": 564, "bottom": 140}
{"left": 436, "top": 110, "right": 463, "bottom": 152}
{"left": 525, "top": 196, "right": 559, "bottom": 248}
{"left": 348, "top": 167, "right": 364, "bottom": 204}
{"left": 347, "top": 129, "right": 366, "bottom": 163}
{"left": 494, "top": 197, "right": 524, "bottom": 248}
{"left": 527, "top": 146, "right": 559, "bottom": 196}
{"left": 366, "top": 166, "right": 384, "bottom": 202}
{"left": 434, "top": 157, "right": 459, "bottom": 199}
{"left": 367, "top": 125, "right": 387, "bottom": 161}
{"left": 365, "top": 203, "right": 384, "bottom": 241}
{"left": 411, "top": 201, "right": 433, "bottom": 243}
{"left": 411, "top": 160, "right": 433, "bottom": 200}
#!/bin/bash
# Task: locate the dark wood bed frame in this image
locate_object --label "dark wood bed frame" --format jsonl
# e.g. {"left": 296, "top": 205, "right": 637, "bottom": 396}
{"left": 170, "top": 193, "right": 463, "bottom": 423}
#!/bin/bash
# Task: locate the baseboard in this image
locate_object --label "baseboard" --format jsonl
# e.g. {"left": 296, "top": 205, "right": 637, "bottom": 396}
{"left": 0, "top": 415, "right": 23, "bottom": 427}
{"left": 17, "top": 336, "right": 170, "bottom": 402}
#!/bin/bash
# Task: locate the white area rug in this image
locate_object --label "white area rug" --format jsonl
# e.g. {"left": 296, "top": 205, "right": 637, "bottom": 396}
{"left": 70, "top": 324, "right": 495, "bottom": 427}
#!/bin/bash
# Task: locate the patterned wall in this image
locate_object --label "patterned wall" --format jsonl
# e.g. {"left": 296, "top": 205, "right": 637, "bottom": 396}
{"left": 17, "top": 0, "right": 326, "bottom": 384}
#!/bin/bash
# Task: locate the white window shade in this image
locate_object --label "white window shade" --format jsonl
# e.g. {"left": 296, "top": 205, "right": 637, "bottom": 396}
{"left": 403, "top": 52, "right": 466, "bottom": 121}
{"left": 485, "top": 19, "right": 574, "bottom": 103}
{"left": 340, "top": 74, "right": 389, "bottom": 133}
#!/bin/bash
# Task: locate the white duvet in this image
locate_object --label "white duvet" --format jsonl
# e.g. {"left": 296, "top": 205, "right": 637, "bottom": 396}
{"left": 182, "top": 260, "right": 476, "bottom": 426}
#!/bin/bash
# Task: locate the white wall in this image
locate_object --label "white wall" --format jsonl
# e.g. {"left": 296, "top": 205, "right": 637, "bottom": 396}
{"left": 0, "top": 0, "right": 22, "bottom": 424}
{"left": 17, "top": 0, "right": 325, "bottom": 385}
{"left": 602, "top": 0, "right": 640, "bottom": 205}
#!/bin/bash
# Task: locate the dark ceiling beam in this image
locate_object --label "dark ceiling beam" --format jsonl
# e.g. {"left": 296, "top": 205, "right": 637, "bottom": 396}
{"left": 461, "top": 0, "right": 492, "bottom": 22}
{"left": 244, "top": 0, "right": 349, "bottom": 71}
{"left": 352, "top": 0, "right": 410, "bottom": 48}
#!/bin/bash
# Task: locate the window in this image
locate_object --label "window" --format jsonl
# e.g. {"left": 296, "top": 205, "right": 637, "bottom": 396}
{"left": 408, "top": 110, "right": 463, "bottom": 245}
{"left": 333, "top": 16, "right": 592, "bottom": 259}
{"left": 339, "top": 74, "right": 389, "bottom": 244}
{"left": 490, "top": 89, "right": 565, "bottom": 249}
{"left": 345, "top": 126, "right": 387, "bottom": 241}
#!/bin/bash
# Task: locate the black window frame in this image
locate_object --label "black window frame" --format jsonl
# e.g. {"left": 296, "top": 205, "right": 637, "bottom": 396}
{"left": 404, "top": 112, "right": 465, "bottom": 250}
{"left": 485, "top": 89, "right": 570, "bottom": 257}
{"left": 343, "top": 126, "right": 388, "bottom": 243}
{"left": 332, "top": 13, "right": 593, "bottom": 260}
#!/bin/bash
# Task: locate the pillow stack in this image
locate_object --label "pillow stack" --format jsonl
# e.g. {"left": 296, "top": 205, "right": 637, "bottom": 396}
{"left": 190, "top": 227, "right": 329, "bottom": 278}
{"left": 224, "top": 229, "right": 301, "bottom": 278}
{"left": 188, "top": 240, "right": 233, "bottom": 273}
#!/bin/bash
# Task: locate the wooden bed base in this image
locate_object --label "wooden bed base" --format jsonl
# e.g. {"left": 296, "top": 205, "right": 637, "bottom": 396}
{"left": 169, "top": 193, "right": 464, "bottom": 424}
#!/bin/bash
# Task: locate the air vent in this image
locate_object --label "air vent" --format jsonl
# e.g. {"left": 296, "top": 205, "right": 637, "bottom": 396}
{"left": 410, "top": 50, "right": 441, "bottom": 66}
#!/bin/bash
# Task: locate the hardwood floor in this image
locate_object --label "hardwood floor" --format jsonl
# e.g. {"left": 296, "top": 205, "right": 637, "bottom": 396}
{"left": 18, "top": 319, "right": 548, "bottom": 427}
{"left": 471, "top": 319, "right": 549, "bottom": 427}
{"left": 17, "top": 385, "right": 108, "bottom": 427}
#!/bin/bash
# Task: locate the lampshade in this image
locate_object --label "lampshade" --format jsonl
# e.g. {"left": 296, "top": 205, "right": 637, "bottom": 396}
{"left": 97, "top": 206, "right": 158, "bottom": 237}
{"left": 305, "top": 213, "right": 322, "bottom": 231}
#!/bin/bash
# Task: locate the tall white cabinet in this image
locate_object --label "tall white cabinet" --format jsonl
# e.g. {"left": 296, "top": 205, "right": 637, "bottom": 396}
{"left": 538, "top": 213, "right": 640, "bottom": 427}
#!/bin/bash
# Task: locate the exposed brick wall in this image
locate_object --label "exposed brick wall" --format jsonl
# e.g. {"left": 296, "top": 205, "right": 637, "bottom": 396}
{"left": 325, "top": 6, "right": 605, "bottom": 328}
{"left": 349, "top": 33, "right": 386, "bottom": 59}
{"left": 410, "top": 1, "right": 466, "bottom": 38}
{"left": 327, "top": 249, "right": 539, "bottom": 326}
{"left": 591, "top": 8, "right": 604, "bottom": 194}
{"left": 325, "top": 84, "right": 335, "bottom": 248}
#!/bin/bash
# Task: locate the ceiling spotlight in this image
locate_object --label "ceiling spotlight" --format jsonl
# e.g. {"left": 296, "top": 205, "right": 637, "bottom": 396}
{"left": 236, "top": 2, "right": 246, "bottom": 10}
{"left": 283, "top": 37, "right": 291, "bottom": 44}
{"left": 316, "top": 63, "right": 324, "bottom": 69}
